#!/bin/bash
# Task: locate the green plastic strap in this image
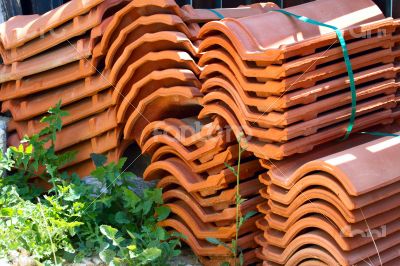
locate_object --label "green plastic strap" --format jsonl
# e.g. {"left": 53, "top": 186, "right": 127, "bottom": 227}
{"left": 208, "top": 9, "right": 225, "bottom": 19}
{"left": 360, "top": 131, "right": 400, "bottom": 138}
{"left": 271, "top": 9, "right": 357, "bottom": 139}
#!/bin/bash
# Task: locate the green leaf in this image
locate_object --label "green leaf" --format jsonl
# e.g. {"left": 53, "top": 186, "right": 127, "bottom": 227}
{"left": 206, "top": 237, "right": 223, "bottom": 246}
{"left": 121, "top": 188, "right": 141, "bottom": 210}
{"left": 114, "top": 211, "right": 130, "bottom": 224}
{"left": 99, "top": 249, "right": 116, "bottom": 264}
{"left": 127, "top": 244, "right": 137, "bottom": 251}
{"left": 224, "top": 163, "right": 237, "bottom": 176}
{"left": 99, "top": 225, "right": 118, "bottom": 241}
{"left": 1, "top": 207, "right": 15, "bottom": 216}
{"left": 25, "top": 144, "right": 33, "bottom": 154}
{"left": 243, "top": 210, "right": 257, "bottom": 222}
{"left": 221, "top": 262, "right": 230, "bottom": 266}
{"left": 139, "top": 247, "right": 161, "bottom": 264}
{"left": 90, "top": 153, "right": 107, "bottom": 167}
{"left": 155, "top": 206, "right": 170, "bottom": 221}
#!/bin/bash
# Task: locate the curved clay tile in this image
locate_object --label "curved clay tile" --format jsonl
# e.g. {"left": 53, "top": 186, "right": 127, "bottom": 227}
{"left": 165, "top": 200, "right": 260, "bottom": 240}
{"left": 199, "top": 48, "right": 394, "bottom": 97}
{"left": 99, "top": 0, "right": 183, "bottom": 56}
{"left": 2, "top": 75, "right": 110, "bottom": 121}
{"left": 8, "top": 89, "right": 113, "bottom": 137}
{"left": 0, "top": 0, "right": 104, "bottom": 49}
{"left": 61, "top": 128, "right": 122, "bottom": 169}
{"left": 179, "top": 3, "right": 276, "bottom": 24}
{"left": 202, "top": 82, "right": 396, "bottom": 141}
{"left": 151, "top": 144, "right": 241, "bottom": 174}
{"left": 284, "top": 246, "right": 340, "bottom": 266}
{"left": 198, "top": 28, "right": 393, "bottom": 79}
{"left": 112, "top": 50, "right": 199, "bottom": 93}
{"left": 158, "top": 218, "right": 231, "bottom": 257}
{"left": 114, "top": 69, "right": 200, "bottom": 121}
{"left": 268, "top": 173, "right": 400, "bottom": 209}
{"left": 0, "top": 0, "right": 125, "bottom": 64}
{"left": 13, "top": 108, "right": 117, "bottom": 152}
{"left": 267, "top": 130, "right": 400, "bottom": 195}
{"left": 261, "top": 229, "right": 400, "bottom": 265}
{"left": 0, "top": 59, "right": 96, "bottom": 101}
{"left": 199, "top": 104, "right": 395, "bottom": 159}
{"left": 269, "top": 188, "right": 400, "bottom": 224}
{"left": 264, "top": 214, "right": 400, "bottom": 251}
{"left": 162, "top": 188, "right": 262, "bottom": 223}
{"left": 109, "top": 30, "right": 198, "bottom": 81}
{"left": 250, "top": 110, "right": 394, "bottom": 160}
{"left": 144, "top": 157, "right": 261, "bottom": 195}
{"left": 141, "top": 132, "right": 228, "bottom": 162}
{"left": 139, "top": 117, "right": 224, "bottom": 149}
{"left": 159, "top": 218, "right": 259, "bottom": 257}
{"left": 0, "top": 38, "right": 92, "bottom": 83}
{"left": 123, "top": 86, "right": 201, "bottom": 141}
{"left": 157, "top": 176, "right": 262, "bottom": 210}
{"left": 106, "top": 14, "right": 197, "bottom": 70}
{"left": 201, "top": 63, "right": 396, "bottom": 112}
{"left": 65, "top": 142, "right": 128, "bottom": 177}
{"left": 266, "top": 200, "right": 400, "bottom": 238}
{"left": 198, "top": 0, "right": 384, "bottom": 62}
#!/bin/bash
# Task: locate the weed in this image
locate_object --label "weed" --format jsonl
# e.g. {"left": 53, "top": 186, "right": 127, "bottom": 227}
{"left": 0, "top": 102, "right": 181, "bottom": 265}
{"left": 206, "top": 133, "right": 256, "bottom": 266}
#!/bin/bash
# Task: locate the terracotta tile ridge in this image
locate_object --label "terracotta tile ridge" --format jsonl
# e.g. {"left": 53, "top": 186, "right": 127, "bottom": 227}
{"left": 105, "top": 14, "right": 198, "bottom": 70}
{"left": 123, "top": 85, "right": 201, "bottom": 139}
{"left": 99, "top": 0, "right": 182, "bottom": 56}
{"left": 115, "top": 68, "right": 200, "bottom": 121}
{"left": 108, "top": 31, "right": 198, "bottom": 82}
{"left": 110, "top": 48, "right": 200, "bottom": 89}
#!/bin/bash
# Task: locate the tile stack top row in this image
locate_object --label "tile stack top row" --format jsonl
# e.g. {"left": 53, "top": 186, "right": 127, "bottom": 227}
{"left": 198, "top": 0, "right": 385, "bottom": 62}
{"left": 197, "top": 0, "right": 400, "bottom": 160}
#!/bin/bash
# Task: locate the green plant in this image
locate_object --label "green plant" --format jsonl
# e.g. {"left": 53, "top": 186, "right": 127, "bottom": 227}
{"left": 0, "top": 103, "right": 181, "bottom": 265}
{"left": 206, "top": 133, "right": 256, "bottom": 266}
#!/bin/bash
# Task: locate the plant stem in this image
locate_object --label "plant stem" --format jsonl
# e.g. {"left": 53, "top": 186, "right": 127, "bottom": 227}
{"left": 37, "top": 198, "right": 57, "bottom": 265}
{"left": 235, "top": 140, "right": 242, "bottom": 265}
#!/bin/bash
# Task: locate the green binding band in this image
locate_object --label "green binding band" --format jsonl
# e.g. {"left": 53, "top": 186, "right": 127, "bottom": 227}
{"left": 208, "top": 9, "right": 225, "bottom": 19}
{"left": 271, "top": 9, "right": 357, "bottom": 139}
{"left": 361, "top": 131, "right": 400, "bottom": 138}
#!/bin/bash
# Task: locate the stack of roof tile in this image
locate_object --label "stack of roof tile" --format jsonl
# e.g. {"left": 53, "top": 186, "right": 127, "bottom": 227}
{"left": 0, "top": 0, "right": 132, "bottom": 176}
{"left": 138, "top": 116, "right": 266, "bottom": 265}
{"left": 255, "top": 130, "right": 400, "bottom": 265}
{"left": 99, "top": 0, "right": 277, "bottom": 143}
{"left": 197, "top": 0, "right": 400, "bottom": 160}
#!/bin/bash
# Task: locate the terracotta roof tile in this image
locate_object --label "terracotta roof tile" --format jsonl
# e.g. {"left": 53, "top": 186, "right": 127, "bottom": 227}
{"left": 115, "top": 68, "right": 200, "bottom": 123}
{"left": 162, "top": 188, "right": 262, "bottom": 223}
{"left": 198, "top": 1, "right": 386, "bottom": 62}
{"left": 198, "top": 31, "right": 393, "bottom": 79}
{"left": 144, "top": 157, "right": 261, "bottom": 195}
{"left": 0, "top": 38, "right": 92, "bottom": 83}
{"left": 123, "top": 86, "right": 201, "bottom": 142}
{"left": 0, "top": 0, "right": 125, "bottom": 64}
{"left": 157, "top": 177, "right": 262, "bottom": 210}
{"left": 2, "top": 74, "right": 110, "bottom": 121}
{"left": 0, "top": 59, "right": 96, "bottom": 101}
{"left": 108, "top": 32, "right": 199, "bottom": 83}
{"left": 0, "top": 0, "right": 104, "bottom": 49}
